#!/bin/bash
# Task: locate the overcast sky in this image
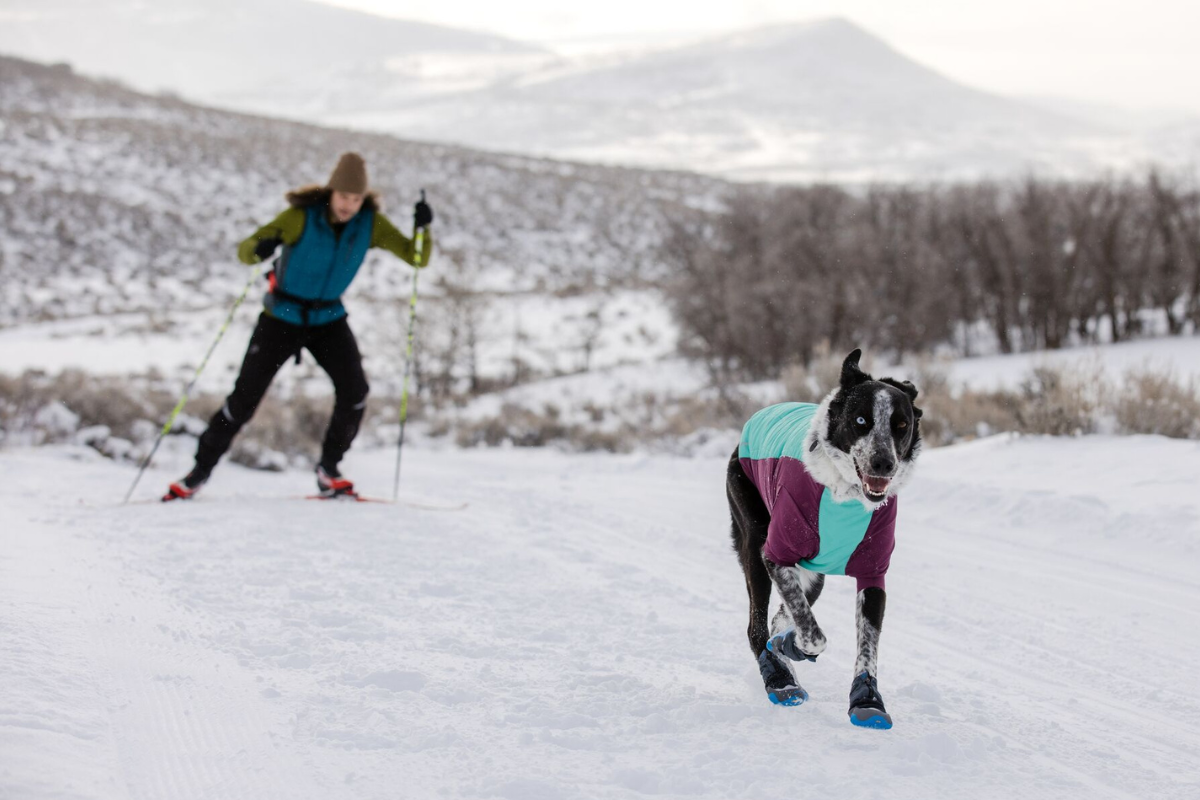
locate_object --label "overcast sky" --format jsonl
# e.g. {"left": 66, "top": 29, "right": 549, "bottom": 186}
{"left": 323, "top": 0, "right": 1198, "bottom": 115}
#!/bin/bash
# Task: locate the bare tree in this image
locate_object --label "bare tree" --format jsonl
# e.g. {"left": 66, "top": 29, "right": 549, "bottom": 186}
{"left": 660, "top": 170, "right": 1195, "bottom": 382}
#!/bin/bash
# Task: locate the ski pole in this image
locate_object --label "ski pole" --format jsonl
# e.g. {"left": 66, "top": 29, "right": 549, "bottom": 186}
{"left": 123, "top": 264, "right": 263, "bottom": 504}
{"left": 393, "top": 190, "right": 427, "bottom": 501}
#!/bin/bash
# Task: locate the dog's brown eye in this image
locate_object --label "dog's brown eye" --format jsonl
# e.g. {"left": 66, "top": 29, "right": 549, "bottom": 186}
{"left": 897, "top": 421, "right": 907, "bottom": 429}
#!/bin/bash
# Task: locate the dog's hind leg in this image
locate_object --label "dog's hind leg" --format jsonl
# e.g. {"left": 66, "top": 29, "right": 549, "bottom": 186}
{"left": 751, "top": 555, "right": 812, "bottom": 706}
{"left": 765, "top": 560, "right": 827, "bottom": 659}
{"left": 728, "top": 450, "right": 808, "bottom": 706}
{"left": 741, "top": 544, "right": 773, "bottom": 657}
{"left": 727, "top": 449, "right": 773, "bottom": 657}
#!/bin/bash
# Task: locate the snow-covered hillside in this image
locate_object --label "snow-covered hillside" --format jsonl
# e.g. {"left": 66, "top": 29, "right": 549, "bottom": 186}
{"left": 3, "top": 434, "right": 1198, "bottom": 799}
{"left": 0, "top": 52, "right": 717, "bottom": 316}
{"left": 0, "top": 53, "right": 724, "bottom": 399}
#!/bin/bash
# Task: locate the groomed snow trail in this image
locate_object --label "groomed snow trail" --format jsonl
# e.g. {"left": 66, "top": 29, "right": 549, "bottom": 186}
{"left": 2, "top": 436, "right": 1198, "bottom": 799}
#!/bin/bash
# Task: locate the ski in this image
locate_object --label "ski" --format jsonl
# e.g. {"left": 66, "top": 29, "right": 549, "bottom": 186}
{"left": 304, "top": 492, "right": 389, "bottom": 504}
{"left": 300, "top": 494, "right": 468, "bottom": 511}
{"left": 116, "top": 495, "right": 467, "bottom": 510}
{"left": 399, "top": 499, "right": 469, "bottom": 512}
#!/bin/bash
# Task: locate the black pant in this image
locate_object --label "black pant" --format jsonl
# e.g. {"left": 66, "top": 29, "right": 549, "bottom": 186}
{"left": 194, "top": 313, "right": 369, "bottom": 476}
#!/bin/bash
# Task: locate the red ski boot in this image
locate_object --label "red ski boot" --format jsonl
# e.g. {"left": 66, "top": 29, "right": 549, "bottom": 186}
{"left": 315, "top": 464, "right": 356, "bottom": 498}
{"left": 163, "top": 468, "right": 208, "bottom": 502}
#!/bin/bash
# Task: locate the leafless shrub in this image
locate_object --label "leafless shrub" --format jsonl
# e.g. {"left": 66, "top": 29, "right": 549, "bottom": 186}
{"left": 1112, "top": 367, "right": 1200, "bottom": 438}
{"left": 902, "top": 362, "right": 1102, "bottom": 442}
{"left": 907, "top": 364, "right": 1021, "bottom": 446}
{"left": 7, "top": 359, "right": 1199, "bottom": 469}
{"left": 0, "top": 368, "right": 415, "bottom": 467}
{"left": 453, "top": 402, "right": 627, "bottom": 451}
{"left": 910, "top": 361, "right": 1200, "bottom": 442}
{"left": 1013, "top": 365, "right": 1101, "bottom": 436}
{"left": 0, "top": 370, "right": 174, "bottom": 443}
{"left": 446, "top": 387, "right": 764, "bottom": 454}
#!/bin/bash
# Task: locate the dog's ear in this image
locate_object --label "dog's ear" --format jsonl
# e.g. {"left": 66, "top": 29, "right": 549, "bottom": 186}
{"left": 885, "top": 378, "right": 919, "bottom": 404}
{"left": 881, "top": 377, "right": 923, "bottom": 418}
{"left": 903, "top": 381, "right": 924, "bottom": 421}
{"left": 840, "top": 349, "right": 871, "bottom": 392}
{"left": 896, "top": 381, "right": 922, "bottom": 419}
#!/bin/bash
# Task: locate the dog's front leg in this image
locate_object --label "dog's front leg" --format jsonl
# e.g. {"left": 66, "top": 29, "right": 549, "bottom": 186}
{"left": 854, "top": 587, "right": 886, "bottom": 676}
{"left": 848, "top": 587, "right": 893, "bottom": 729}
{"left": 764, "top": 559, "right": 826, "bottom": 657}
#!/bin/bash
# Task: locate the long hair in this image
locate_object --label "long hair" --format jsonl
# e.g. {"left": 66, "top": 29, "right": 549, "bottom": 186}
{"left": 284, "top": 184, "right": 381, "bottom": 212}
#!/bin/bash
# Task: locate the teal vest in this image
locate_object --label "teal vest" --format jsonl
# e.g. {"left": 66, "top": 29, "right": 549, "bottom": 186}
{"left": 265, "top": 206, "right": 374, "bottom": 327}
{"left": 739, "top": 403, "right": 887, "bottom": 579}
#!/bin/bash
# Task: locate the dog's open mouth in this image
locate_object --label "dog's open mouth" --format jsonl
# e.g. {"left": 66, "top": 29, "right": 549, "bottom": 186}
{"left": 857, "top": 469, "right": 891, "bottom": 501}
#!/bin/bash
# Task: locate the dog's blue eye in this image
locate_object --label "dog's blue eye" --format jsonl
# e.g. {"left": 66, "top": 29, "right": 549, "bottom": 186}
{"left": 856, "top": 416, "right": 867, "bottom": 426}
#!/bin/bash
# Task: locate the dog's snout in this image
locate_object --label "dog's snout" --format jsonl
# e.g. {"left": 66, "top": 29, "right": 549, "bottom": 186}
{"left": 870, "top": 453, "right": 895, "bottom": 476}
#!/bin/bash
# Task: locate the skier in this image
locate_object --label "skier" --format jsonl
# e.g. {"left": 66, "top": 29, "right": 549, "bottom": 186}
{"left": 163, "top": 152, "right": 433, "bottom": 501}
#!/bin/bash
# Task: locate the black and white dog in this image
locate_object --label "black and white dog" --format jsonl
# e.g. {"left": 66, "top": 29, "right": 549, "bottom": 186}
{"left": 727, "top": 350, "right": 922, "bottom": 728}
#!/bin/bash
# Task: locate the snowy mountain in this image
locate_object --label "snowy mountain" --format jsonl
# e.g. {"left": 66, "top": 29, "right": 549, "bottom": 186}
{"left": 0, "top": 0, "right": 543, "bottom": 104}
{"left": 1, "top": 2, "right": 1178, "bottom": 182}
{"left": 337, "top": 18, "right": 1129, "bottom": 182}
{"left": 5, "top": 434, "right": 1200, "bottom": 798}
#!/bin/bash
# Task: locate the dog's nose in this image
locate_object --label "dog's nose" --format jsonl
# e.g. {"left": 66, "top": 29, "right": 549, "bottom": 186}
{"left": 870, "top": 454, "right": 895, "bottom": 475}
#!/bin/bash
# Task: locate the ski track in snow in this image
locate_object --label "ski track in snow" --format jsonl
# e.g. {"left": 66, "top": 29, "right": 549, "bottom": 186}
{"left": 2, "top": 436, "right": 1199, "bottom": 799}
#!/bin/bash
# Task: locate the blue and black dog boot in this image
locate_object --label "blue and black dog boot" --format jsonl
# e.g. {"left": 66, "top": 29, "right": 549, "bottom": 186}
{"left": 848, "top": 671, "right": 893, "bottom": 729}
{"left": 758, "top": 648, "right": 808, "bottom": 707}
{"left": 766, "top": 627, "right": 819, "bottom": 663}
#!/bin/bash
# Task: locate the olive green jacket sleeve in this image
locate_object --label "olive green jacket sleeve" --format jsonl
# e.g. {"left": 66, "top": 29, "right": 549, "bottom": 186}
{"left": 372, "top": 212, "right": 433, "bottom": 268}
{"left": 237, "top": 207, "right": 432, "bottom": 267}
{"left": 236, "top": 208, "right": 306, "bottom": 265}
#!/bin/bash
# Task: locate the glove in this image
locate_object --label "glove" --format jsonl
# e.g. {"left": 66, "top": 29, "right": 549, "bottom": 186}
{"left": 254, "top": 237, "right": 281, "bottom": 261}
{"left": 413, "top": 199, "right": 433, "bottom": 229}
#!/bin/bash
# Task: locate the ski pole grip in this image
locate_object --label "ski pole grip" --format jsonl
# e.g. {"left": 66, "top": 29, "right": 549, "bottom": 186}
{"left": 414, "top": 188, "right": 429, "bottom": 232}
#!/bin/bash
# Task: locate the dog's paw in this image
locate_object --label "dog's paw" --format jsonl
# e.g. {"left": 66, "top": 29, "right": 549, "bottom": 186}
{"left": 848, "top": 671, "right": 891, "bottom": 729}
{"left": 803, "top": 631, "right": 828, "bottom": 655}
{"left": 766, "top": 628, "right": 823, "bottom": 662}
{"left": 758, "top": 649, "right": 808, "bottom": 707}
{"left": 848, "top": 707, "right": 893, "bottom": 729}
{"left": 793, "top": 625, "right": 827, "bottom": 656}
{"left": 768, "top": 685, "right": 809, "bottom": 707}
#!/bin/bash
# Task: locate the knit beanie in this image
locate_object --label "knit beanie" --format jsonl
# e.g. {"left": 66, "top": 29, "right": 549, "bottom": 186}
{"left": 327, "top": 152, "right": 368, "bottom": 194}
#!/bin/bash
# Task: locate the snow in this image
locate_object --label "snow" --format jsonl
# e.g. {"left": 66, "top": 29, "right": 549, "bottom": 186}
{"left": 3, "top": 434, "right": 1199, "bottom": 799}
{"left": 0, "top": 288, "right": 683, "bottom": 403}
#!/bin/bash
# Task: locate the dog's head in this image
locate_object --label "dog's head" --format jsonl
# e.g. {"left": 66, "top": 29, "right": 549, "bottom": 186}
{"left": 821, "top": 349, "right": 923, "bottom": 505}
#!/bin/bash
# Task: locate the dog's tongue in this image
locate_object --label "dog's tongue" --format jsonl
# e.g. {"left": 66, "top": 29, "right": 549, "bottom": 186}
{"left": 863, "top": 475, "right": 890, "bottom": 496}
